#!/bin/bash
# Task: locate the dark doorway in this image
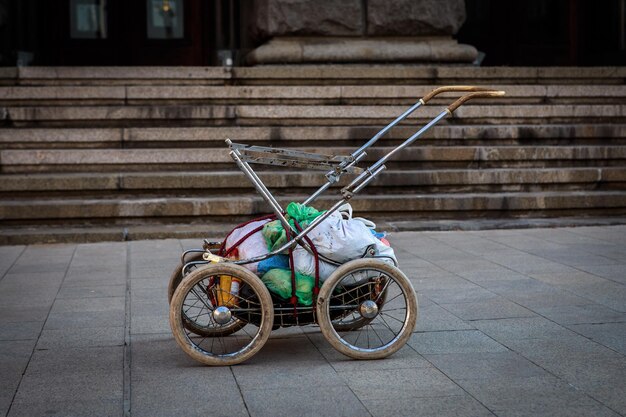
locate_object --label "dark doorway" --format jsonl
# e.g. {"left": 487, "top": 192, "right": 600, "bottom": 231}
{"left": 458, "top": 0, "right": 626, "bottom": 66}
{"left": 41, "top": 0, "right": 211, "bottom": 66}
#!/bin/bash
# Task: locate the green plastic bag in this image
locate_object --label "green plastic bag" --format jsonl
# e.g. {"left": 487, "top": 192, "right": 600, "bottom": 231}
{"left": 262, "top": 220, "right": 286, "bottom": 252}
{"left": 286, "top": 202, "right": 324, "bottom": 226}
{"left": 260, "top": 268, "right": 315, "bottom": 306}
{"left": 262, "top": 203, "right": 325, "bottom": 252}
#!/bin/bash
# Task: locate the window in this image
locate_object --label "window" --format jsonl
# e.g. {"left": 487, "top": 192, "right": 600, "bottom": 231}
{"left": 146, "top": 0, "right": 184, "bottom": 39}
{"left": 70, "top": 0, "right": 108, "bottom": 39}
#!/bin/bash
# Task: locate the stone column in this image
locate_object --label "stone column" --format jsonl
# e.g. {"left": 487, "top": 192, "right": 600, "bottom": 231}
{"left": 247, "top": 0, "right": 477, "bottom": 65}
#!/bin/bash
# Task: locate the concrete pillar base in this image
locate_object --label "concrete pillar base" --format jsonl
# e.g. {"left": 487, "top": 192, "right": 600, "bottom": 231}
{"left": 246, "top": 37, "right": 478, "bottom": 65}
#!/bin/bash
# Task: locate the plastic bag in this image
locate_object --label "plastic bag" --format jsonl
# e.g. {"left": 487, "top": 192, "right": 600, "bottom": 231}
{"left": 262, "top": 203, "right": 326, "bottom": 252}
{"left": 257, "top": 255, "right": 290, "bottom": 276}
{"left": 260, "top": 269, "right": 315, "bottom": 306}
{"left": 286, "top": 202, "right": 325, "bottom": 226}
{"left": 262, "top": 220, "right": 287, "bottom": 252}
{"left": 293, "top": 246, "right": 337, "bottom": 282}
{"left": 225, "top": 219, "right": 271, "bottom": 274}
{"left": 262, "top": 202, "right": 397, "bottom": 273}
{"left": 299, "top": 210, "right": 397, "bottom": 264}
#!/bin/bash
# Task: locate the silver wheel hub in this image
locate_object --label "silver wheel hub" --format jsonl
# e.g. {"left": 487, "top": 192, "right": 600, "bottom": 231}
{"left": 212, "top": 306, "right": 232, "bottom": 325}
{"left": 359, "top": 300, "right": 379, "bottom": 319}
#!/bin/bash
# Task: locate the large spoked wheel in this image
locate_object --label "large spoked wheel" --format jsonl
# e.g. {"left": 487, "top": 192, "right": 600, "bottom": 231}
{"left": 169, "top": 263, "right": 274, "bottom": 366}
{"left": 317, "top": 259, "right": 418, "bottom": 360}
{"left": 168, "top": 252, "right": 246, "bottom": 337}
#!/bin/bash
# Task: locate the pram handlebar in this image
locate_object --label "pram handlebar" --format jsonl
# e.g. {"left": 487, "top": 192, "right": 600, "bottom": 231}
{"left": 341, "top": 87, "right": 506, "bottom": 196}
{"left": 348, "top": 86, "right": 504, "bottom": 162}
{"left": 420, "top": 85, "right": 500, "bottom": 104}
{"left": 447, "top": 90, "right": 506, "bottom": 113}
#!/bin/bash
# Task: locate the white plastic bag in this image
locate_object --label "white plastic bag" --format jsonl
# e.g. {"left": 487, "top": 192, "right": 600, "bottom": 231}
{"left": 225, "top": 219, "right": 271, "bottom": 274}
{"left": 293, "top": 245, "right": 338, "bottom": 282}
{"left": 303, "top": 210, "right": 397, "bottom": 265}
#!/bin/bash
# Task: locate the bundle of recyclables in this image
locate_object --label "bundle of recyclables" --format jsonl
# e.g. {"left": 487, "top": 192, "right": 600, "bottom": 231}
{"left": 167, "top": 86, "right": 506, "bottom": 366}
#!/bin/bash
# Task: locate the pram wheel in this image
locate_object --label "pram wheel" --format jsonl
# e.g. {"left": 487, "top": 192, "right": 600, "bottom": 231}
{"left": 169, "top": 263, "right": 274, "bottom": 366}
{"left": 168, "top": 253, "right": 246, "bottom": 337}
{"left": 317, "top": 259, "right": 418, "bottom": 360}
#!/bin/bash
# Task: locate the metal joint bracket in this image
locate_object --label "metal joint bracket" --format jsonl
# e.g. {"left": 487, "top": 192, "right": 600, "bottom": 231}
{"left": 325, "top": 171, "right": 340, "bottom": 184}
{"left": 202, "top": 239, "right": 221, "bottom": 250}
{"left": 203, "top": 252, "right": 225, "bottom": 262}
{"left": 341, "top": 188, "right": 354, "bottom": 200}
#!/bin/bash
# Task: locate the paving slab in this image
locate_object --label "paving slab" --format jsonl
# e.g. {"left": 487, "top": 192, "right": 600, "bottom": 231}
{"left": 412, "top": 303, "right": 476, "bottom": 332}
{"left": 56, "top": 284, "right": 127, "bottom": 299}
{"left": 409, "top": 330, "right": 509, "bottom": 355}
{"left": 575, "top": 263, "right": 626, "bottom": 284}
{"left": 36, "top": 326, "right": 124, "bottom": 349}
{"left": 7, "top": 399, "right": 123, "bottom": 417}
{"left": 455, "top": 376, "right": 620, "bottom": 417}
{"left": 425, "top": 351, "right": 550, "bottom": 381}
{"left": 306, "top": 333, "right": 431, "bottom": 372}
{"left": 441, "top": 299, "right": 536, "bottom": 321}
{"left": 44, "top": 297, "right": 125, "bottom": 330}
{"left": 502, "top": 334, "right": 617, "bottom": 358}
{"left": 0, "top": 226, "right": 625, "bottom": 416}
{"left": 130, "top": 334, "right": 248, "bottom": 417}
{"left": 533, "top": 304, "right": 626, "bottom": 325}
{"left": 0, "top": 246, "right": 25, "bottom": 279}
{"left": 0, "top": 322, "right": 43, "bottom": 341}
{"left": 232, "top": 337, "right": 345, "bottom": 390}
{"left": 243, "top": 385, "right": 368, "bottom": 417}
{"left": 0, "top": 340, "right": 36, "bottom": 398}
{"left": 11, "top": 346, "right": 124, "bottom": 412}
{"left": 471, "top": 316, "right": 578, "bottom": 342}
{"left": 567, "top": 322, "right": 626, "bottom": 354}
{"left": 419, "top": 286, "right": 500, "bottom": 305}
{"left": 360, "top": 394, "right": 493, "bottom": 417}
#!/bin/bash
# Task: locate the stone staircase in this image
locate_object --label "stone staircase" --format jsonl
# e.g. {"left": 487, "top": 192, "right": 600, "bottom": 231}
{"left": 1, "top": 66, "right": 625, "bottom": 244}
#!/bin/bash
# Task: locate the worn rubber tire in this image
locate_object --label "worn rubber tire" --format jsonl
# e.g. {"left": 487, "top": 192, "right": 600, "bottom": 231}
{"left": 317, "top": 259, "right": 418, "bottom": 360}
{"left": 169, "top": 263, "right": 274, "bottom": 366}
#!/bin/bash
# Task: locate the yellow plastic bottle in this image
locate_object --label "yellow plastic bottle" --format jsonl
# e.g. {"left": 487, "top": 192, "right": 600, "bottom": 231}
{"left": 217, "top": 276, "right": 240, "bottom": 307}
{"left": 217, "top": 275, "right": 231, "bottom": 306}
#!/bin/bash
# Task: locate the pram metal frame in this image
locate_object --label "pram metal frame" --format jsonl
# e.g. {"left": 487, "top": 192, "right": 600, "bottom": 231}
{"left": 169, "top": 86, "right": 505, "bottom": 365}
{"left": 224, "top": 86, "right": 505, "bottom": 267}
{"left": 180, "top": 86, "right": 506, "bottom": 272}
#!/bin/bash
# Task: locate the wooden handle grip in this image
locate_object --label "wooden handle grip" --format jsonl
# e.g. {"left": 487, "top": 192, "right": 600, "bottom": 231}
{"left": 446, "top": 91, "right": 506, "bottom": 113}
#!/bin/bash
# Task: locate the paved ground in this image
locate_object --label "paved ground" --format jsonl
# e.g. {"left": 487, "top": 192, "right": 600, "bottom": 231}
{"left": 1, "top": 226, "right": 625, "bottom": 417}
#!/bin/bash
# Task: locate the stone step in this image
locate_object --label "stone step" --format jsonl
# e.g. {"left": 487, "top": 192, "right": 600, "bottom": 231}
{"left": 2, "top": 124, "right": 625, "bottom": 149}
{"left": 3, "top": 66, "right": 625, "bottom": 86}
{"left": 231, "top": 66, "right": 626, "bottom": 86}
{"left": 2, "top": 67, "right": 231, "bottom": 86}
{"left": 3, "top": 146, "right": 625, "bottom": 173}
{"left": 5, "top": 217, "right": 626, "bottom": 245}
{"left": 4, "top": 104, "right": 626, "bottom": 127}
{"left": 2, "top": 168, "right": 624, "bottom": 195}
{"left": 2, "top": 191, "right": 626, "bottom": 224}
{"left": 2, "top": 85, "right": 625, "bottom": 106}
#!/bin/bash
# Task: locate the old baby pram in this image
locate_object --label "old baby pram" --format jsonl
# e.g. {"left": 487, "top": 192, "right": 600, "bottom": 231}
{"left": 168, "top": 86, "right": 505, "bottom": 365}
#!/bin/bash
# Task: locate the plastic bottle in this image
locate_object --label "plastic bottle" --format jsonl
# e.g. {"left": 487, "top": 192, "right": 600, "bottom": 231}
{"left": 218, "top": 276, "right": 232, "bottom": 306}
{"left": 229, "top": 278, "right": 240, "bottom": 307}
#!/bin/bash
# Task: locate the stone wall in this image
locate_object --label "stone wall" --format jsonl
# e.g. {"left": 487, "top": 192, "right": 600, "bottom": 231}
{"left": 366, "top": 0, "right": 466, "bottom": 36}
{"left": 247, "top": 0, "right": 476, "bottom": 64}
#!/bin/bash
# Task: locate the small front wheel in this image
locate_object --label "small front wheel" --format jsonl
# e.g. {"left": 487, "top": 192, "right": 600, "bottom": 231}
{"left": 169, "top": 263, "right": 274, "bottom": 366}
{"left": 317, "top": 259, "right": 418, "bottom": 360}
